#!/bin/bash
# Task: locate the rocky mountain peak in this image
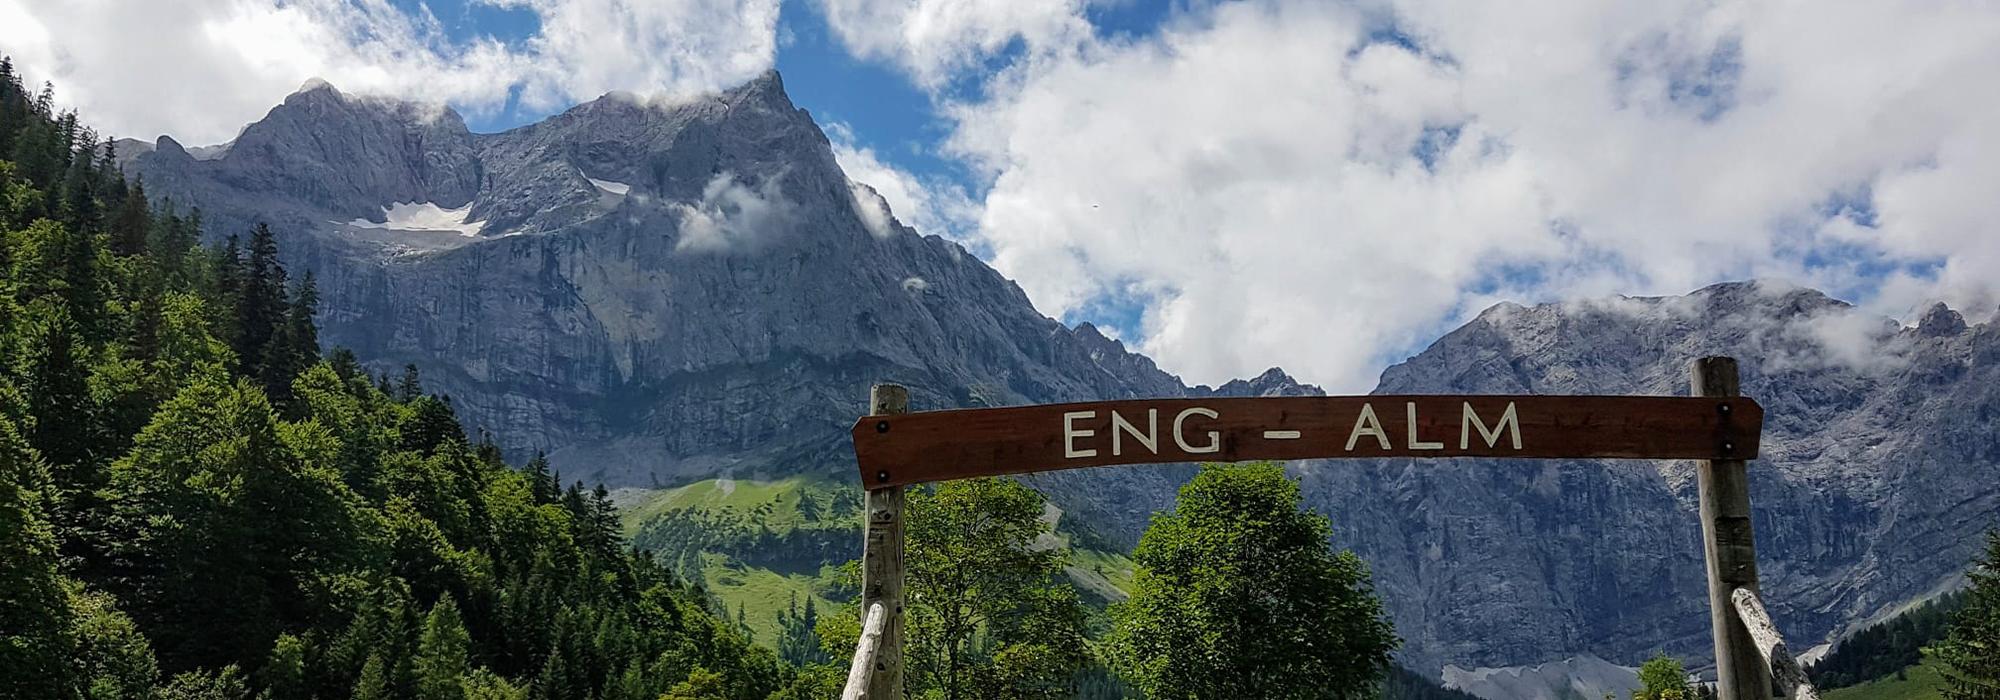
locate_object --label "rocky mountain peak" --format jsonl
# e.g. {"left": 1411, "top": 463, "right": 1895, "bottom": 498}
{"left": 193, "top": 79, "right": 481, "bottom": 218}
{"left": 723, "top": 69, "right": 793, "bottom": 109}
{"left": 1689, "top": 280, "right": 1849, "bottom": 318}
{"left": 1190, "top": 367, "right": 1323, "bottom": 397}
{"left": 1916, "top": 302, "right": 1968, "bottom": 337}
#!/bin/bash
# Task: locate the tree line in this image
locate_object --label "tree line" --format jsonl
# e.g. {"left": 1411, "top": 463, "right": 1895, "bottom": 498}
{"left": 0, "top": 57, "right": 791, "bottom": 700}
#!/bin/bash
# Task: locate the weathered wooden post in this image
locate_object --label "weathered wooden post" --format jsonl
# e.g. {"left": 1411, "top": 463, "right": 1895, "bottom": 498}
{"left": 1693, "top": 357, "right": 1771, "bottom": 700}
{"left": 859, "top": 384, "right": 908, "bottom": 699}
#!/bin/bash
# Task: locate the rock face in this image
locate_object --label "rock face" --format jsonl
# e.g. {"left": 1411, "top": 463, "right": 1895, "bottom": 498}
{"left": 128, "top": 74, "right": 2000, "bottom": 679}
{"left": 130, "top": 72, "right": 1190, "bottom": 490}
{"left": 1307, "top": 283, "right": 2000, "bottom": 671}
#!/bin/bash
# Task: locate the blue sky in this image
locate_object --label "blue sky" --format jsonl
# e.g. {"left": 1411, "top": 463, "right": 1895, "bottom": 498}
{"left": 5, "top": 0, "right": 1996, "bottom": 390}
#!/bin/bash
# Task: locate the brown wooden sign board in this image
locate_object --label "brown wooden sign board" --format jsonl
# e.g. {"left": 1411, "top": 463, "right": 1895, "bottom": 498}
{"left": 851, "top": 395, "right": 1762, "bottom": 487}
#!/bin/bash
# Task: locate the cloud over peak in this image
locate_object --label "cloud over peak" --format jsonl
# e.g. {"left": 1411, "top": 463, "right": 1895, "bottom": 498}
{"left": 0, "top": 0, "right": 780, "bottom": 144}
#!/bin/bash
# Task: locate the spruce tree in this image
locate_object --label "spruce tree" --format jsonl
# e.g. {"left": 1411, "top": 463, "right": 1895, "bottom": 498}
{"left": 234, "top": 223, "right": 288, "bottom": 377}
{"left": 525, "top": 452, "right": 557, "bottom": 505}
{"left": 261, "top": 270, "right": 319, "bottom": 411}
{"left": 1937, "top": 531, "right": 2000, "bottom": 699}
{"left": 258, "top": 633, "right": 309, "bottom": 700}
{"left": 110, "top": 176, "right": 150, "bottom": 256}
{"left": 397, "top": 364, "right": 423, "bottom": 402}
{"left": 18, "top": 299, "right": 95, "bottom": 481}
{"left": 416, "top": 596, "right": 471, "bottom": 700}
{"left": 352, "top": 654, "right": 390, "bottom": 700}
{"left": 0, "top": 412, "right": 73, "bottom": 700}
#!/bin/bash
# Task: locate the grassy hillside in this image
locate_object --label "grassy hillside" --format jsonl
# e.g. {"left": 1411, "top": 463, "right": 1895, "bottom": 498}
{"left": 1823, "top": 660, "right": 1947, "bottom": 700}
{"left": 617, "top": 477, "right": 1139, "bottom": 644}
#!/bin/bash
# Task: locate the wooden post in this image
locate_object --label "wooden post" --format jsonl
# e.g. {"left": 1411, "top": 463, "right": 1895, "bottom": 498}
{"left": 840, "top": 603, "right": 889, "bottom": 700}
{"left": 1693, "top": 357, "right": 1771, "bottom": 700}
{"left": 1731, "top": 589, "right": 1821, "bottom": 700}
{"left": 860, "top": 384, "right": 908, "bottom": 699}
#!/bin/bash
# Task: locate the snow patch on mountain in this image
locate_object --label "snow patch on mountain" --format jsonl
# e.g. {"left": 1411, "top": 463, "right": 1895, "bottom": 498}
{"left": 587, "top": 176, "right": 631, "bottom": 195}
{"left": 348, "top": 201, "right": 484, "bottom": 237}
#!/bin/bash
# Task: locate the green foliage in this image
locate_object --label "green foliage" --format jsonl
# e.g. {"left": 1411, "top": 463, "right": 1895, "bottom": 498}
{"left": 0, "top": 409, "right": 72, "bottom": 699}
{"left": 900, "top": 477, "right": 1093, "bottom": 700}
{"left": 662, "top": 668, "right": 730, "bottom": 700}
{"left": 1633, "top": 653, "right": 1691, "bottom": 700}
{"left": 68, "top": 584, "right": 159, "bottom": 699}
{"left": 775, "top": 592, "right": 829, "bottom": 666}
{"left": 1812, "top": 591, "right": 1967, "bottom": 688}
{"left": 0, "top": 63, "right": 785, "bottom": 700}
{"left": 1823, "top": 658, "right": 1947, "bottom": 700}
{"left": 156, "top": 666, "right": 251, "bottom": 700}
{"left": 416, "top": 596, "right": 472, "bottom": 700}
{"left": 1108, "top": 462, "right": 1396, "bottom": 700}
{"left": 1936, "top": 531, "right": 2000, "bottom": 700}
{"left": 256, "top": 634, "right": 307, "bottom": 700}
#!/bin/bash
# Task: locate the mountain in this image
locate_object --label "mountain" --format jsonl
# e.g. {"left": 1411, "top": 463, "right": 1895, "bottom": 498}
{"left": 124, "top": 75, "right": 2000, "bottom": 684}
{"left": 1305, "top": 283, "right": 2000, "bottom": 672}
{"left": 127, "top": 74, "right": 1189, "bottom": 493}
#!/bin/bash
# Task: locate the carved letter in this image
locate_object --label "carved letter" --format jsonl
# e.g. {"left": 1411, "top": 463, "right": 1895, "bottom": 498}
{"left": 1346, "top": 403, "right": 1390, "bottom": 450}
{"left": 1406, "top": 402, "right": 1444, "bottom": 450}
{"left": 1063, "top": 411, "right": 1098, "bottom": 458}
{"left": 1111, "top": 409, "right": 1159, "bottom": 456}
{"left": 1173, "top": 407, "right": 1220, "bottom": 454}
{"left": 1460, "top": 401, "right": 1522, "bottom": 450}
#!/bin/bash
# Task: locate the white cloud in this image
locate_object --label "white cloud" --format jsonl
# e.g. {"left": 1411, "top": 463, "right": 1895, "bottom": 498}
{"left": 812, "top": 0, "right": 1098, "bottom": 87}
{"left": 672, "top": 172, "right": 793, "bottom": 252}
{"left": 0, "top": 0, "right": 779, "bottom": 145}
{"left": 935, "top": 0, "right": 2000, "bottom": 390}
{"left": 827, "top": 123, "right": 979, "bottom": 241}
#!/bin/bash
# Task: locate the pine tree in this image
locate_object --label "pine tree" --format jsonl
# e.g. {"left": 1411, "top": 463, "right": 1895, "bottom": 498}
{"left": 352, "top": 654, "right": 390, "bottom": 700}
{"left": 397, "top": 364, "right": 423, "bottom": 402}
{"left": 1937, "top": 531, "right": 2000, "bottom": 700}
{"left": 525, "top": 452, "right": 557, "bottom": 505}
{"left": 210, "top": 234, "right": 242, "bottom": 349}
{"left": 328, "top": 347, "right": 364, "bottom": 384}
{"left": 234, "top": 223, "right": 288, "bottom": 378}
{"left": 0, "top": 411, "right": 74, "bottom": 699}
{"left": 258, "top": 633, "right": 309, "bottom": 700}
{"left": 262, "top": 270, "right": 319, "bottom": 412}
{"left": 18, "top": 299, "right": 96, "bottom": 482}
{"left": 416, "top": 596, "right": 471, "bottom": 700}
{"left": 109, "top": 176, "right": 150, "bottom": 255}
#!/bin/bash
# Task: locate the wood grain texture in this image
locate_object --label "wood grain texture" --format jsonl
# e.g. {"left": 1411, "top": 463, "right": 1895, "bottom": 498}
{"left": 1695, "top": 358, "right": 1773, "bottom": 700}
{"left": 852, "top": 394, "right": 1763, "bottom": 487}
{"left": 859, "top": 385, "right": 906, "bottom": 699}
{"left": 840, "top": 602, "right": 888, "bottom": 700}
{"left": 1732, "top": 589, "right": 1820, "bottom": 700}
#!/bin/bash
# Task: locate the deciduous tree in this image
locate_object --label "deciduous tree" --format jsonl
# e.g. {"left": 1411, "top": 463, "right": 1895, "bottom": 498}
{"left": 1109, "top": 462, "right": 1396, "bottom": 700}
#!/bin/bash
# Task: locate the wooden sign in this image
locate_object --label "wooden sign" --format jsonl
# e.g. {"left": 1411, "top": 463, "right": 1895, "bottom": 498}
{"left": 851, "top": 395, "right": 1762, "bottom": 487}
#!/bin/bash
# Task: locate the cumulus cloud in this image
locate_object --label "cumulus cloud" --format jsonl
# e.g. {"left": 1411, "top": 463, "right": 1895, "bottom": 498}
{"left": 930, "top": 0, "right": 2000, "bottom": 390}
{"left": 827, "top": 123, "right": 979, "bottom": 241}
{"left": 672, "top": 172, "right": 793, "bottom": 252}
{"left": 0, "top": 0, "right": 779, "bottom": 144}
{"left": 811, "top": 0, "right": 1098, "bottom": 87}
